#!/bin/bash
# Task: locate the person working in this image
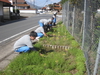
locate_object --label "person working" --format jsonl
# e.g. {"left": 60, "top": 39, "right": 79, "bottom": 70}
{"left": 47, "top": 18, "right": 53, "bottom": 30}
{"left": 39, "top": 19, "right": 48, "bottom": 27}
{"left": 52, "top": 11, "right": 57, "bottom": 26}
{"left": 39, "top": 18, "right": 52, "bottom": 32}
{"left": 14, "top": 31, "right": 37, "bottom": 53}
{"left": 31, "top": 26, "right": 48, "bottom": 43}
{"left": 35, "top": 26, "right": 48, "bottom": 39}
{"left": 48, "top": 17, "right": 54, "bottom": 26}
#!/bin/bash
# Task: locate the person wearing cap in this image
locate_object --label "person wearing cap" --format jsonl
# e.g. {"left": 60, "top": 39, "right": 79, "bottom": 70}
{"left": 52, "top": 11, "right": 57, "bottom": 26}
{"left": 39, "top": 19, "right": 48, "bottom": 27}
{"left": 14, "top": 31, "right": 37, "bottom": 53}
{"left": 53, "top": 11, "right": 57, "bottom": 15}
{"left": 39, "top": 18, "right": 52, "bottom": 31}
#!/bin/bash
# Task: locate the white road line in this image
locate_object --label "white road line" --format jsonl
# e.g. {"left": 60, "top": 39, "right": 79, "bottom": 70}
{"left": 0, "top": 25, "right": 39, "bottom": 44}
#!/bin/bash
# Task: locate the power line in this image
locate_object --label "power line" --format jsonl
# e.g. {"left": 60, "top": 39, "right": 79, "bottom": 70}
{"left": 33, "top": 0, "right": 52, "bottom": 7}
{"left": 40, "top": 0, "right": 50, "bottom": 7}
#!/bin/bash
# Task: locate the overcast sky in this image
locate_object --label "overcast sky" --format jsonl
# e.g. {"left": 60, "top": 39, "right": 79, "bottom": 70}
{"left": 25, "top": 0, "right": 61, "bottom": 7}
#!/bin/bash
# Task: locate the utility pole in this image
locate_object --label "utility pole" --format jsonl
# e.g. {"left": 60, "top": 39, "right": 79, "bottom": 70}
{"left": 14, "top": 0, "right": 17, "bottom": 19}
{"left": 15, "top": 0, "right": 17, "bottom": 13}
{"left": 34, "top": 0, "right": 37, "bottom": 14}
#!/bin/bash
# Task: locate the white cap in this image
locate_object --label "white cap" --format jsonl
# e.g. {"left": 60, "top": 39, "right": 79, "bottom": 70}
{"left": 44, "top": 20, "right": 48, "bottom": 25}
{"left": 53, "top": 11, "right": 57, "bottom": 15}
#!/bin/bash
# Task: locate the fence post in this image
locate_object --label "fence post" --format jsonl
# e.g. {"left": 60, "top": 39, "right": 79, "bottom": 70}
{"left": 82, "top": 0, "right": 86, "bottom": 50}
{"left": 66, "top": 0, "right": 69, "bottom": 30}
{"left": 82, "top": 0, "right": 90, "bottom": 75}
{"left": 62, "top": 3, "right": 65, "bottom": 24}
{"left": 72, "top": 6, "right": 75, "bottom": 36}
{"left": 93, "top": 38, "right": 100, "bottom": 75}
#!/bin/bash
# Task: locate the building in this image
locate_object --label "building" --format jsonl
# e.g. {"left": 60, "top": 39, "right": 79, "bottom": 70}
{"left": 53, "top": 3, "right": 62, "bottom": 11}
{"left": 45, "top": 2, "right": 62, "bottom": 11}
{"left": 42, "top": 7, "right": 46, "bottom": 10}
{"left": 0, "top": 0, "right": 12, "bottom": 23}
{"left": 11, "top": 0, "right": 36, "bottom": 13}
{"left": 12, "top": 0, "right": 30, "bottom": 9}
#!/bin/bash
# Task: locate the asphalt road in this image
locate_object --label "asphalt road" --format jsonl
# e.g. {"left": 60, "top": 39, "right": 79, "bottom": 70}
{"left": 0, "top": 14, "right": 52, "bottom": 42}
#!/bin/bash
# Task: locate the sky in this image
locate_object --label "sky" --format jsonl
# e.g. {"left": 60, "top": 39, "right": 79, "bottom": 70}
{"left": 25, "top": 0, "right": 61, "bottom": 8}
{"left": 35, "top": 0, "right": 61, "bottom": 7}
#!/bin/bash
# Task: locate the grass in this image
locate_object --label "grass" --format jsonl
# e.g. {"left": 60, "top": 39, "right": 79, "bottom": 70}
{"left": 0, "top": 21, "right": 86, "bottom": 75}
{"left": 40, "top": 22, "right": 79, "bottom": 48}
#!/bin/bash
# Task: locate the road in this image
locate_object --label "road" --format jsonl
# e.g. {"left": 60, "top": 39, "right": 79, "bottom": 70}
{"left": 0, "top": 14, "right": 52, "bottom": 42}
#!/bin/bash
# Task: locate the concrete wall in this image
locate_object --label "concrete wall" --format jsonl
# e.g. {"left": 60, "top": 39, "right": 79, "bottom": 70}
{"left": 20, "top": 10, "right": 36, "bottom": 13}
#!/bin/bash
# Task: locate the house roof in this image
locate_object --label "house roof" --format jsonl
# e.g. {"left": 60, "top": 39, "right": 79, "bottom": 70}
{"left": 13, "top": 4, "right": 29, "bottom": 6}
{"left": 12, "top": 0, "right": 25, "bottom": 2}
{"left": 54, "top": 5, "right": 60, "bottom": 6}
{"left": 53, "top": 7, "right": 62, "bottom": 10}
{"left": 0, "top": 0, "right": 11, "bottom": 4}
{"left": 42, "top": 7, "right": 46, "bottom": 9}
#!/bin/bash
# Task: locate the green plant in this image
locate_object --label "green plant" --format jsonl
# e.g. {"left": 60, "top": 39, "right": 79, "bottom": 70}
{"left": 74, "top": 71, "right": 84, "bottom": 75}
{"left": 60, "top": 72, "right": 72, "bottom": 75}
{"left": 43, "top": 69, "right": 59, "bottom": 75}
{"left": 0, "top": 22, "right": 86, "bottom": 75}
{"left": 57, "top": 21, "right": 63, "bottom": 25}
{"left": 76, "top": 62, "right": 86, "bottom": 72}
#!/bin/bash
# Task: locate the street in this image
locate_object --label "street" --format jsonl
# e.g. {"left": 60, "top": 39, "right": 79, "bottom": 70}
{"left": 0, "top": 14, "right": 52, "bottom": 42}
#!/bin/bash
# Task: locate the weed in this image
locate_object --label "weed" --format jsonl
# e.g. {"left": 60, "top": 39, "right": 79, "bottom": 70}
{"left": 0, "top": 21, "right": 86, "bottom": 75}
{"left": 43, "top": 69, "right": 59, "bottom": 75}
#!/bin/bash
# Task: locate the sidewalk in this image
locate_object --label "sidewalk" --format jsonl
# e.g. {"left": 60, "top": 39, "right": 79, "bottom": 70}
{"left": 0, "top": 14, "right": 62, "bottom": 70}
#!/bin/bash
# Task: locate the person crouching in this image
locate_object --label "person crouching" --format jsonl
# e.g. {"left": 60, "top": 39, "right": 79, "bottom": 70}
{"left": 14, "top": 31, "right": 37, "bottom": 53}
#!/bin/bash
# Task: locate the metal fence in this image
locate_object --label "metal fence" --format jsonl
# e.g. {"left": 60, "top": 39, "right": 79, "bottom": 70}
{"left": 62, "top": 0, "right": 100, "bottom": 75}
